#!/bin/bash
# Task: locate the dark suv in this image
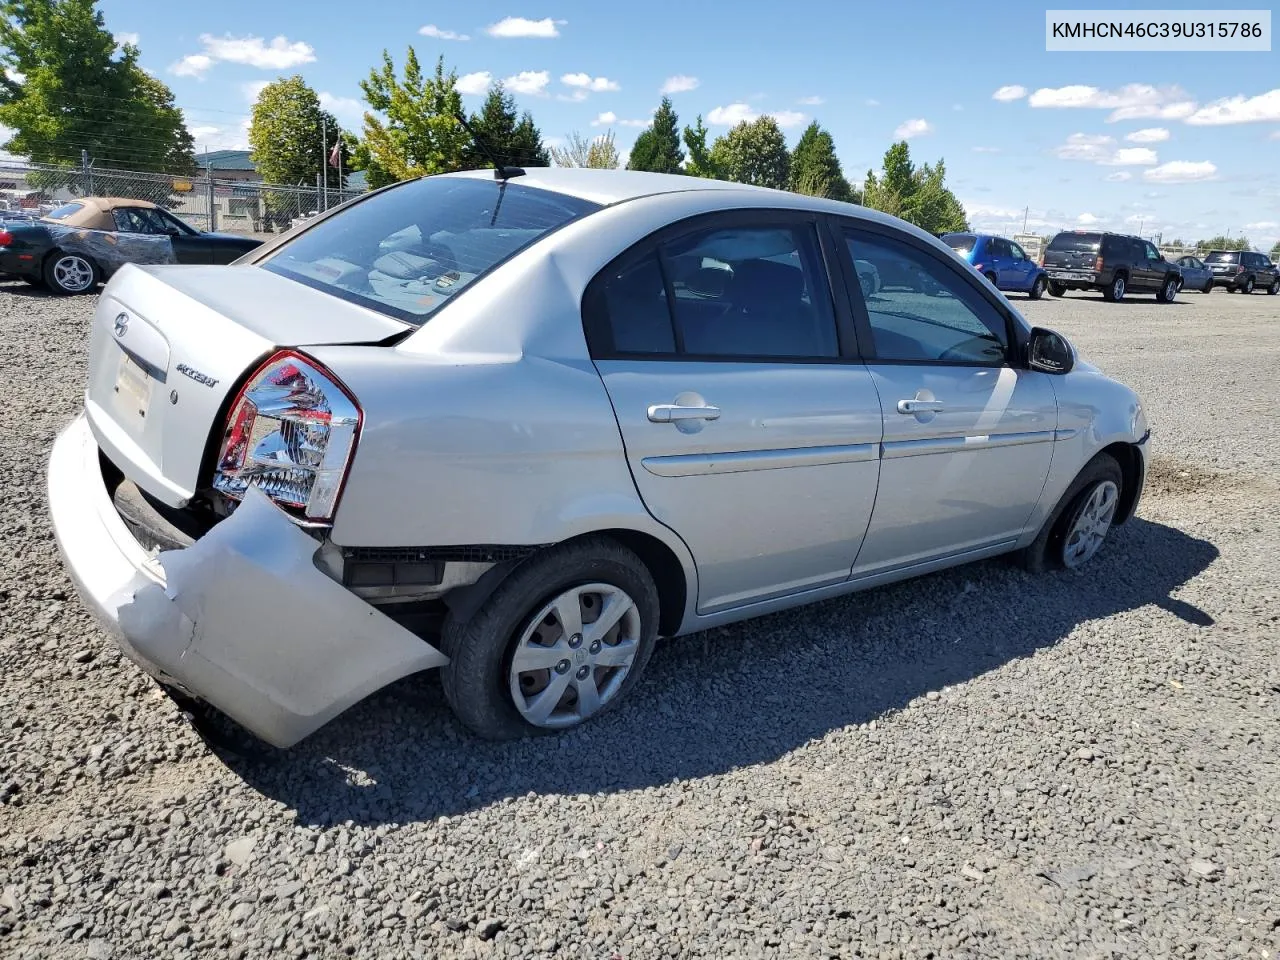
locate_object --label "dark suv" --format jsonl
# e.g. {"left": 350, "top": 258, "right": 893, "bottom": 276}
{"left": 1204, "top": 250, "right": 1280, "bottom": 294}
{"left": 1042, "top": 231, "right": 1181, "bottom": 303}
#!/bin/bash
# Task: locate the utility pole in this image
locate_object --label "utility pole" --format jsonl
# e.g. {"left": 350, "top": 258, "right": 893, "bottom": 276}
{"left": 320, "top": 115, "right": 328, "bottom": 212}
{"left": 1022, "top": 206, "right": 1029, "bottom": 233}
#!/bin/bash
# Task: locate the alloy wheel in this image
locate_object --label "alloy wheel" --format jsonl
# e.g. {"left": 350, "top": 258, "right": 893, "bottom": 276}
{"left": 52, "top": 255, "right": 94, "bottom": 293}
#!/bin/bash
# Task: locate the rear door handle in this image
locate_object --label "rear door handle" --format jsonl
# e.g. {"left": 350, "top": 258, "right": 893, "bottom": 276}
{"left": 647, "top": 403, "right": 722, "bottom": 423}
{"left": 897, "top": 399, "right": 945, "bottom": 414}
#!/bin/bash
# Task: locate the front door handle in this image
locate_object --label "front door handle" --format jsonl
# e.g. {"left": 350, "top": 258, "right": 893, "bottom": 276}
{"left": 647, "top": 403, "right": 721, "bottom": 423}
{"left": 897, "top": 399, "right": 945, "bottom": 414}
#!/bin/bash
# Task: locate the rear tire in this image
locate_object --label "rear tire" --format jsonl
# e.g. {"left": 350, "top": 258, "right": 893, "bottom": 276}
{"left": 43, "top": 251, "right": 99, "bottom": 295}
{"left": 1103, "top": 274, "right": 1126, "bottom": 302}
{"left": 1201, "top": 280, "right": 1213, "bottom": 294}
{"left": 1028, "top": 275, "right": 1047, "bottom": 300}
{"left": 1048, "top": 281, "right": 1067, "bottom": 297}
{"left": 1241, "top": 277, "right": 1255, "bottom": 294}
{"left": 438, "top": 537, "right": 661, "bottom": 741}
{"left": 1018, "top": 454, "right": 1124, "bottom": 573}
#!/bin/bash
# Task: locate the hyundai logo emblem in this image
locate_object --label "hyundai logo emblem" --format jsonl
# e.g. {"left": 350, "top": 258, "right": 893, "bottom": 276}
{"left": 113, "top": 312, "right": 129, "bottom": 338}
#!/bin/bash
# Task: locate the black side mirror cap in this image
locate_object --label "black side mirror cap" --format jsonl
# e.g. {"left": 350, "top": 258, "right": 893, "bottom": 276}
{"left": 1027, "top": 327, "right": 1074, "bottom": 374}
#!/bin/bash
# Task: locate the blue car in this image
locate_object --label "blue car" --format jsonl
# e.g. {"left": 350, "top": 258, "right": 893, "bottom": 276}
{"left": 941, "top": 232, "right": 1048, "bottom": 299}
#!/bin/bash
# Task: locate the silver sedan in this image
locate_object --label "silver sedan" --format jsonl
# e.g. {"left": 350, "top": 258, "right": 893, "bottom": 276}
{"left": 47, "top": 168, "right": 1149, "bottom": 747}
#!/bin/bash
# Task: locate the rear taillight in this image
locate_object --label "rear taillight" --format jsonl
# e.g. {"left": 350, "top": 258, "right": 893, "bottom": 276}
{"left": 212, "top": 350, "right": 361, "bottom": 523}
{"left": 1039, "top": 254, "right": 1045, "bottom": 267}
{"left": 0, "top": 230, "right": 12, "bottom": 247}
{"left": 1095, "top": 257, "right": 1105, "bottom": 272}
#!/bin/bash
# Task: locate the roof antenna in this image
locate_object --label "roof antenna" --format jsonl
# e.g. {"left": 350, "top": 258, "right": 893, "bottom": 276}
{"left": 454, "top": 110, "right": 526, "bottom": 181}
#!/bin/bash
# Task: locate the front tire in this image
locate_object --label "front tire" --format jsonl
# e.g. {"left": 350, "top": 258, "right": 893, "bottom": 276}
{"left": 1028, "top": 275, "right": 1047, "bottom": 300}
{"left": 1156, "top": 275, "right": 1178, "bottom": 303}
{"left": 1268, "top": 279, "right": 1279, "bottom": 295}
{"left": 1018, "top": 454, "right": 1124, "bottom": 573}
{"left": 1202, "top": 280, "right": 1213, "bottom": 294}
{"left": 439, "top": 537, "right": 660, "bottom": 740}
{"left": 1103, "top": 274, "right": 1126, "bottom": 302}
{"left": 43, "top": 251, "right": 99, "bottom": 295}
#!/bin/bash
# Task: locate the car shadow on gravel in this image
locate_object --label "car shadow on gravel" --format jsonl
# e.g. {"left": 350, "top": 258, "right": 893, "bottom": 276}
{"left": 212, "top": 516, "right": 1217, "bottom": 827}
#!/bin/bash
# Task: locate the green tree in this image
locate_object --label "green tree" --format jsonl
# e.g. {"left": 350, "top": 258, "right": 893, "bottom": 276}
{"left": 1270, "top": 241, "right": 1280, "bottom": 260}
{"left": 461, "top": 82, "right": 548, "bottom": 169}
{"left": 626, "top": 96, "right": 684, "bottom": 174}
{"left": 248, "top": 76, "right": 346, "bottom": 226}
{"left": 863, "top": 141, "right": 967, "bottom": 233}
{"left": 356, "top": 48, "right": 468, "bottom": 186}
{"left": 682, "top": 115, "right": 720, "bottom": 178}
{"left": 788, "top": 121, "right": 853, "bottom": 202}
{"left": 1194, "top": 234, "right": 1250, "bottom": 252}
{"left": 0, "top": 0, "right": 194, "bottom": 182}
{"left": 548, "top": 130, "right": 619, "bottom": 169}
{"left": 708, "top": 116, "right": 790, "bottom": 190}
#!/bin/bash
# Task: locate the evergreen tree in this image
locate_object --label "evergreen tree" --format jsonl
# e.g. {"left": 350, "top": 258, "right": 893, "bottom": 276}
{"left": 682, "top": 115, "right": 720, "bottom": 178}
{"left": 462, "top": 82, "right": 548, "bottom": 169}
{"left": 626, "top": 97, "right": 684, "bottom": 173}
{"left": 708, "top": 116, "right": 790, "bottom": 189}
{"left": 788, "top": 121, "right": 852, "bottom": 202}
{"left": 864, "top": 141, "right": 967, "bottom": 233}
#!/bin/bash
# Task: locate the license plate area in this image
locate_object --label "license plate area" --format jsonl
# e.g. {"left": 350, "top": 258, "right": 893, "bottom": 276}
{"left": 114, "top": 350, "right": 153, "bottom": 427}
{"left": 1050, "top": 271, "right": 1092, "bottom": 281}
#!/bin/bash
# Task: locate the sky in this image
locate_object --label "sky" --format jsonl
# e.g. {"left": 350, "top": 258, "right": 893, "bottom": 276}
{"left": 63, "top": 1, "right": 1280, "bottom": 250}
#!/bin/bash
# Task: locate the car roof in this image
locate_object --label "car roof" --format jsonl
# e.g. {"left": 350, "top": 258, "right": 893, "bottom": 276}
{"left": 439, "top": 167, "right": 781, "bottom": 206}
{"left": 42, "top": 196, "right": 158, "bottom": 231}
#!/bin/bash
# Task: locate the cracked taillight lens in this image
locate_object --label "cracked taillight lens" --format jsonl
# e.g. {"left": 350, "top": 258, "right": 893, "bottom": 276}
{"left": 213, "top": 350, "right": 361, "bottom": 522}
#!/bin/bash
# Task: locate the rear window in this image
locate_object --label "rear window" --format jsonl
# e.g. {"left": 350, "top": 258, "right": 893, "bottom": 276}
{"left": 1205, "top": 251, "right": 1240, "bottom": 263}
{"left": 942, "top": 233, "right": 977, "bottom": 255}
{"left": 1047, "top": 232, "right": 1101, "bottom": 253}
{"left": 261, "top": 176, "right": 601, "bottom": 325}
{"left": 44, "top": 201, "right": 85, "bottom": 221}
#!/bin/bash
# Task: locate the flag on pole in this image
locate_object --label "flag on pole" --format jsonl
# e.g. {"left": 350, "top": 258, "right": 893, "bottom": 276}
{"left": 329, "top": 140, "right": 341, "bottom": 168}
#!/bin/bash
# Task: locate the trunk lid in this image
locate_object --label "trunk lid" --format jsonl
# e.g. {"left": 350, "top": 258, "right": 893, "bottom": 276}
{"left": 85, "top": 263, "right": 406, "bottom": 507}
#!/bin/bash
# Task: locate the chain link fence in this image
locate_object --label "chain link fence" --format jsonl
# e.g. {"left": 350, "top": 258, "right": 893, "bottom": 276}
{"left": 0, "top": 159, "right": 363, "bottom": 239}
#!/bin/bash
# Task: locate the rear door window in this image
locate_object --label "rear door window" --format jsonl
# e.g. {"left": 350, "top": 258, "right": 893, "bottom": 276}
{"left": 1049, "top": 233, "right": 1101, "bottom": 253}
{"left": 1205, "top": 251, "right": 1239, "bottom": 263}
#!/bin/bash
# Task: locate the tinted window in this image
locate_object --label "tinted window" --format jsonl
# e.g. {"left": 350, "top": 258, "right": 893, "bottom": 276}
{"left": 942, "top": 233, "right": 977, "bottom": 255}
{"left": 844, "top": 229, "right": 1007, "bottom": 365}
{"left": 1143, "top": 242, "right": 1161, "bottom": 260}
{"left": 263, "top": 177, "right": 600, "bottom": 325}
{"left": 1010, "top": 242, "right": 1027, "bottom": 260}
{"left": 592, "top": 253, "right": 676, "bottom": 355}
{"left": 44, "top": 202, "right": 85, "bottom": 221}
{"left": 1205, "top": 251, "right": 1239, "bottom": 263}
{"left": 1048, "top": 232, "right": 1101, "bottom": 253}
{"left": 586, "top": 221, "right": 840, "bottom": 360}
{"left": 114, "top": 207, "right": 168, "bottom": 234}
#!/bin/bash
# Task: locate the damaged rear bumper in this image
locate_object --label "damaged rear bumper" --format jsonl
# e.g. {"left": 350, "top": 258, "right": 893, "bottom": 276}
{"left": 46, "top": 412, "right": 448, "bottom": 748}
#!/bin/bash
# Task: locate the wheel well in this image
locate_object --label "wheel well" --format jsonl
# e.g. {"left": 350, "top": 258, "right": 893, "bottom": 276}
{"left": 1099, "top": 441, "right": 1143, "bottom": 524}
{"left": 599, "top": 529, "right": 688, "bottom": 637}
{"left": 1113, "top": 269, "right": 1128, "bottom": 279}
{"left": 44, "top": 247, "right": 99, "bottom": 272}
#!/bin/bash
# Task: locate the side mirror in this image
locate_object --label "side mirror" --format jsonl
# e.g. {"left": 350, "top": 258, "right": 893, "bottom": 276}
{"left": 1027, "top": 327, "right": 1074, "bottom": 374}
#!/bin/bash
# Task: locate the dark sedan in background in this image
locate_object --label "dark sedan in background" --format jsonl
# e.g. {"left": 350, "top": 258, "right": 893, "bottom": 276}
{"left": 0, "top": 197, "right": 262, "bottom": 294}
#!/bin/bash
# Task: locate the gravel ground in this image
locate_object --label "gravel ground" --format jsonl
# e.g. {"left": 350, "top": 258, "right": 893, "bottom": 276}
{"left": 1, "top": 281, "right": 1278, "bottom": 960}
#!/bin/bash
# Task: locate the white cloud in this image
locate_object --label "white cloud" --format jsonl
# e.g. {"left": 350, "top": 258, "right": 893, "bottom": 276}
{"left": 170, "top": 54, "right": 213, "bottom": 78}
{"left": 1125, "top": 127, "right": 1169, "bottom": 143}
{"left": 1027, "top": 83, "right": 1197, "bottom": 122}
{"left": 199, "top": 34, "right": 315, "bottom": 69}
{"left": 1143, "top": 161, "right": 1217, "bottom": 183}
{"left": 486, "top": 17, "right": 564, "bottom": 38}
{"left": 591, "top": 111, "right": 617, "bottom": 127}
{"left": 865, "top": 98, "right": 880, "bottom": 107}
{"left": 319, "top": 92, "right": 363, "bottom": 126}
{"left": 189, "top": 124, "right": 220, "bottom": 138}
{"left": 1077, "top": 213, "right": 1102, "bottom": 225}
{"left": 1105, "top": 171, "right": 1132, "bottom": 182}
{"left": 455, "top": 71, "right": 492, "bottom": 96}
{"left": 419, "top": 24, "right": 469, "bottom": 41}
{"left": 241, "top": 80, "right": 270, "bottom": 102}
{"left": 619, "top": 116, "right": 649, "bottom": 128}
{"left": 707, "top": 102, "right": 756, "bottom": 125}
{"left": 1052, "top": 133, "right": 1156, "bottom": 166}
{"left": 1244, "top": 220, "right": 1278, "bottom": 230}
{"left": 894, "top": 118, "right": 932, "bottom": 139}
{"left": 504, "top": 70, "right": 550, "bottom": 97}
{"left": 3, "top": 67, "right": 23, "bottom": 83}
{"left": 660, "top": 75, "right": 699, "bottom": 95}
{"left": 972, "top": 146, "right": 1001, "bottom": 153}
{"left": 1185, "top": 89, "right": 1280, "bottom": 126}
{"left": 770, "top": 110, "right": 807, "bottom": 128}
{"left": 190, "top": 121, "right": 249, "bottom": 152}
{"left": 1271, "top": 130, "right": 1280, "bottom": 141}
{"left": 797, "top": 95, "right": 823, "bottom": 106}
{"left": 116, "top": 31, "right": 140, "bottom": 47}
{"left": 992, "top": 85, "right": 1027, "bottom": 102}
{"left": 561, "top": 72, "right": 619, "bottom": 92}
{"left": 556, "top": 89, "right": 589, "bottom": 103}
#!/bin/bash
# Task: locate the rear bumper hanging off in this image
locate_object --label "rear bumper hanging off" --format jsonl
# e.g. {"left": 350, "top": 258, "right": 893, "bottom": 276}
{"left": 47, "top": 412, "right": 448, "bottom": 748}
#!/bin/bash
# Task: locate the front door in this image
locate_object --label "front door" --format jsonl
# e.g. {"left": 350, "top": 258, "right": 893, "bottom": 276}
{"left": 833, "top": 222, "right": 1057, "bottom": 576}
{"left": 583, "top": 213, "right": 883, "bottom": 613}
{"left": 1008, "top": 240, "right": 1035, "bottom": 291}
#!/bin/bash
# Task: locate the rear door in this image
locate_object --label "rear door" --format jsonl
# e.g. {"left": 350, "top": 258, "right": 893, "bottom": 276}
{"left": 832, "top": 221, "right": 1056, "bottom": 575}
{"left": 584, "top": 210, "right": 883, "bottom": 614}
{"left": 1008, "top": 240, "right": 1035, "bottom": 290}
{"left": 986, "top": 237, "right": 1010, "bottom": 285}
{"left": 1138, "top": 240, "right": 1166, "bottom": 291}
